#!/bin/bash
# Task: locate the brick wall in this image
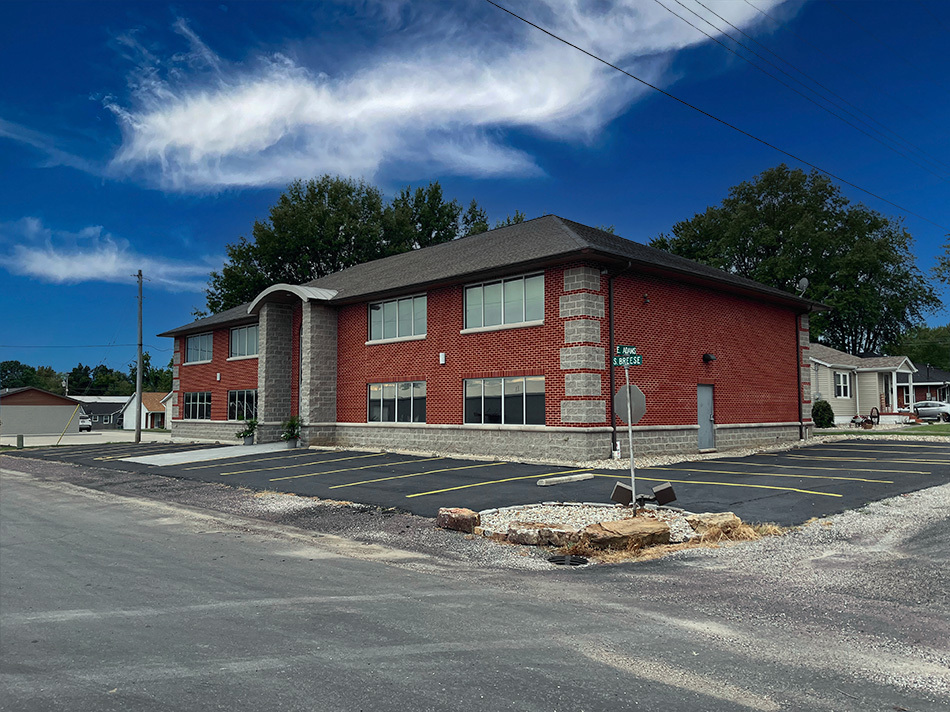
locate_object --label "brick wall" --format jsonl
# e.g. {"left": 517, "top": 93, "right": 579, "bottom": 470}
{"left": 174, "top": 329, "right": 258, "bottom": 422}
{"left": 608, "top": 272, "right": 802, "bottom": 428}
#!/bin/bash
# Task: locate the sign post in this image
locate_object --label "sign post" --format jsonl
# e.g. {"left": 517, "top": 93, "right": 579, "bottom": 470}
{"left": 612, "top": 346, "right": 645, "bottom": 507}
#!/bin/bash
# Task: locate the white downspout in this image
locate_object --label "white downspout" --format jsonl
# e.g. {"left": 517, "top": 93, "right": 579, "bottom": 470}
{"left": 854, "top": 369, "right": 860, "bottom": 416}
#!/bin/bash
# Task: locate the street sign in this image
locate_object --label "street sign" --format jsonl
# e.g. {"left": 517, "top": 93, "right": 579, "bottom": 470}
{"left": 612, "top": 355, "right": 643, "bottom": 366}
{"left": 614, "top": 384, "right": 646, "bottom": 424}
{"left": 617, "top": 345, "right": 638, "bottom": 355}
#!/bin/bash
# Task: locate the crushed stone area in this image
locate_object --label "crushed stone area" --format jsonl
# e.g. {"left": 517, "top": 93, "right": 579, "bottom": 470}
{"left": 479, "top": 502, "right": 697, "bottom": 543}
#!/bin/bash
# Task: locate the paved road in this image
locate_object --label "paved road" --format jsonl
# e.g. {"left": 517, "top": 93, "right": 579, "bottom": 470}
{"left": 2, "top": 467, "right": 948, "bottom": 711}
{"left": 6, "top": 438, "right": 950, "bottom": 524}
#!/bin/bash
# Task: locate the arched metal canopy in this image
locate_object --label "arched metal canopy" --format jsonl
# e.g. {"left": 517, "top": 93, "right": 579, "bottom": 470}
{"left": 247, "top": 284, "right": 338, "bottom": 314}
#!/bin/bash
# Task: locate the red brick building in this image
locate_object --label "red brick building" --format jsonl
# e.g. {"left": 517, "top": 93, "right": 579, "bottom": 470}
{"left": 159, "top": 216, "right": 822, "bottom": 460}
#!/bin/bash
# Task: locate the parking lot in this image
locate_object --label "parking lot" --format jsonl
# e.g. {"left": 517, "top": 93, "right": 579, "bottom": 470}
{"left": 5, "top": 438, "right": 948, "bottom": 525}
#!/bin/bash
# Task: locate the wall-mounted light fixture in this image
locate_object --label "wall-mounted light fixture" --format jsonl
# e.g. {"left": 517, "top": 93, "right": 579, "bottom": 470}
{"left": 643, "top": 294, "right": 650, "bottom": 304}
{"left": 702, "top": 353, "right": 716, "bottom": 364}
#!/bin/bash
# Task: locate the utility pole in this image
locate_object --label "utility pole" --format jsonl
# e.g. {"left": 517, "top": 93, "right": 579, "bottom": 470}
{"left": 135, "top": 269, "right": 143, "bottom": 444}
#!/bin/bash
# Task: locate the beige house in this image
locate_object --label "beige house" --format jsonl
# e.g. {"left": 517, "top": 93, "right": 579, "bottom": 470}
{"left": 809, "top": 343, "right": 917, "bottom": 424}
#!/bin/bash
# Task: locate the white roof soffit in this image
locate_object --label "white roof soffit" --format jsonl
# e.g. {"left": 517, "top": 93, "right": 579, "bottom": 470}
{"left": 248, "top": 284, "right": 338, "bottom": 314}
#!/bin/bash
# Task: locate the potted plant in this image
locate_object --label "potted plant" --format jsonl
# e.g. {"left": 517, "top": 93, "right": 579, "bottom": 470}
{"left": 280, "top": 415, "right": 301, "bottom": 448}
{"left": 235, "top": 419, "right": 258, "bottom": 445}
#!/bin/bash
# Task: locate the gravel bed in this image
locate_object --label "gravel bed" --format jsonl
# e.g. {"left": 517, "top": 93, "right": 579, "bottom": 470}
{"left": 479, "top": 502, "right": 698, "bottom": 543}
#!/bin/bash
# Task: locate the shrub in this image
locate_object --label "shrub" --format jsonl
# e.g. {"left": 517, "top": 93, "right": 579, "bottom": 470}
{"left": 280, "top": 415, "right": 301, "bottom": 441}
{"left": 812, "top": 399, "right": 835, "bottom": 428}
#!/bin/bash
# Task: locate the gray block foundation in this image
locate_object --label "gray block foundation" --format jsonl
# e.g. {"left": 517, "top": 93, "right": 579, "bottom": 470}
{"left": 170, "top": 420, "right": 812, "bottom": 460}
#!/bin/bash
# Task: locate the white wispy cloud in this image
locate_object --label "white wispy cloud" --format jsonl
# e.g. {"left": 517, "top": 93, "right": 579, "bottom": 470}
{"left": 100, "top": 0, "right": 788, "bottom": 191}
{"left": 0, "top": 218, "right": 217, "bottom": 292}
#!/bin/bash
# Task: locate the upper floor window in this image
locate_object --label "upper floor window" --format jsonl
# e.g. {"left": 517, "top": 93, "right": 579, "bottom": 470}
{"left": 464, "top": 273, "right": 543, "bottom": 329}
{"left": 369, "top": 295, "right": 427, "bottom": 341}
{"left": 230, "top": 324, "right": 259, "bottom": 358}
{"left": 185, "top": 333, "right": 213, "bottom": 363}
{"left": 834, "top": 371, "right": 851, "bottom": 399}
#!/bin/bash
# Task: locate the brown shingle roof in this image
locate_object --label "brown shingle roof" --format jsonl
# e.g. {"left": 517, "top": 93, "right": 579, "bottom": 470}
{"left": 808, "top": 343, "right": 913, "bottom": 370}
{"left": 142, "top": 392, "right": 169, "bottom": 413}
{"left": 159, "top": 215, "right": 825, "bottom": 336}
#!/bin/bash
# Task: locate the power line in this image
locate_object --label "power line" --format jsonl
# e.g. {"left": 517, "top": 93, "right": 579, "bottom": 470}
{"left": 826, "top": 0, "right": 950, "bottom": 95}
{"left": 688, "top": 0, "right": 950, "bottom": 174}
{"left": 483, "top": 1, "right": 949, "bottom": 231}
{"left": 914, "top": 0, "right": 950, "bottom": 35}
{"left": 742, "top": 0, "right": 941, "bottom": 133}
{"left": 653, "top": 0, "right": 949, "bottom": 181}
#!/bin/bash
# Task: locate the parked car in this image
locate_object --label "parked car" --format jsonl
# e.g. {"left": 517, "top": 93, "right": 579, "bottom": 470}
{"left": 912, "top": 401, "right": 950, "bottom": 421}
{"left": 78, "top": 414, "right": 92, "bottom": 432}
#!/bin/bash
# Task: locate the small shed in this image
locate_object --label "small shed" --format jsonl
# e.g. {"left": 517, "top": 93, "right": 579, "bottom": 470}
{"left": 0, "top": 387, "right": 85, "bottom": 435}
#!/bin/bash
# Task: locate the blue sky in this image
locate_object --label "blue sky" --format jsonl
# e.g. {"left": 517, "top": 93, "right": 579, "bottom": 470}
{"left": 1, "top": 0, "right": 947, "bottom": 375}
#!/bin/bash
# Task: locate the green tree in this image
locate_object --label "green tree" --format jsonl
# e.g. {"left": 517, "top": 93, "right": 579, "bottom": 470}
{"left": 885, "top": 324, "right": 950, "bottom": 371}
{"left": 205, "top": 176, "right": 501, "bottom": 313}
{"left": 651, "top": 164, "right": 940, "bottom": 354}
{"left": 935, "top": 238, "right": 950, "bottom": 286}
{"left": 461, "top": 200, "right": 490, "bottom": 236}
{"left": 66, "top": 364, "right": 93, "bottom": 395}
{"left": 128, "top": 353, "right": 173, "bottom": 393}
{"left": 34, "top": 366, "right": 64, "bottom": 394}
{"left": 0, "top": 360, "right": 37, "bottom": 389}
{"left": 494, "top": 210, "right": 526, "bottom": 229}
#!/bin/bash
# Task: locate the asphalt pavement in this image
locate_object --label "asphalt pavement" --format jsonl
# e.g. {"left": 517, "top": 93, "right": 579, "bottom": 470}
{"left": 2, "top": 466, "right": 948, "bottom": 712}
{"left": 5, "top": 438, "right": 949, "bottom": 525}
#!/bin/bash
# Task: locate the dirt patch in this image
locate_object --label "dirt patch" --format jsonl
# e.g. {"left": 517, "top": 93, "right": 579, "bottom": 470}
{"left": 557, "top": 520, "right": 788, "bottom": 563}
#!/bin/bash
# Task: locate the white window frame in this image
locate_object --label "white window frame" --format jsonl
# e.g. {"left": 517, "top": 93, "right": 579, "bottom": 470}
{"left": 183, "top": 391, "right": 212, "bottom": 420}
{"left": 227, "top": 389, "right": 258, "bottom": 421}
{"left": 834, "top": 371, "right": 851, "bottom": 399}
{"left": 463, "top": 376, "right": 545, "bottom": 425}
{"left": 367, "top": 295, "right": 427, "bottom": 344}
{"left": 462, "top": 273, "right": 544, "bottom": 333}
{"left": 184, "top": 332, "right": 213, "bottom": 364}
{"left": 229, "top": 324, "right": 259, "bottom": 359}
{"left": 367, "top": 381, "right": 426, "bottom": 423}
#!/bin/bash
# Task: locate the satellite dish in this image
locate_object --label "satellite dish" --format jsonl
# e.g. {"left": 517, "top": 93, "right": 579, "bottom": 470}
{"left": 797, "top": 277, "right": 809, "bottom": 297}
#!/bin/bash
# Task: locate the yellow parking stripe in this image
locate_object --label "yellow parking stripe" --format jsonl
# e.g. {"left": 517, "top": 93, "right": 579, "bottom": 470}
{"left": 787, "top": 455, "right": 878, "bottom": 462}
{"left": 713, "top": 461, "right": 928, "bottom": 475}
{"left": 593, "top": 474, "right": 843, "bottom": 497}
{"left": 185, "top": 450, "right": 322, "bottom": 470}
{"left": 828, "top": 442, "right": 950, "bottom": 449}
{"left": 810, "top": 447, "right": 949, "bottom": 457}
{"left": 406, "top": 469, "right": 592, "bottom": 498}
{"left": 330, "top": 462, "right": 506, "bottom": 489}
{"left": 270, "top": 457, "right": 444, "bottom": 482}
{"left": 219, "top": 452, "right": 385, "bottom": 476}
{"left": 788, "top": 454, "right": 944, "bottom": 465}
{"left": 649, "top": 466, "right": 892, "bottom": 483}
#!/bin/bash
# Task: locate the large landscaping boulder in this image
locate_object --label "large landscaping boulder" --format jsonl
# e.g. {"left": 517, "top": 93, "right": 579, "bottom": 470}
{"left": 506, "top": 521, "right": 583, "bottom": 546}
{"left": 436, "top": 507, "right": 480, "bottom": 533}
{"left": 685, "top": 512, "right": 742, "bottom": 535}
{"left": 581, "top": 518, "right": 671, "bottom": 549}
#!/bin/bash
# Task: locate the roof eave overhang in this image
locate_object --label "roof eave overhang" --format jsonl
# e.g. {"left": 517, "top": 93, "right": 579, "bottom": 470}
{"left": 587, "top": 251, "right": 827, "bottom": 313}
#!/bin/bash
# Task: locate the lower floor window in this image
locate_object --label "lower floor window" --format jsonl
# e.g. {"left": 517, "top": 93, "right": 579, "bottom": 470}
{"left": 368, "top": 382, "right": 426, "bottom": 423}
{"left": 228, "top": 389, "right": 258, "bottom": 420}
{"left": 183, "top": 391, "right": 212, "bottom": 420}
{"left": 464, "top": 376, "right": 544, "bottom": 425}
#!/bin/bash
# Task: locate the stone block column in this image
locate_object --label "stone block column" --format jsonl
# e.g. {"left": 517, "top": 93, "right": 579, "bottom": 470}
{"left": 300, "top": 301, "right": 338, "bottom": 424}
{"left": 559, "top": 265, "right": 607, "bottom": 424}
{"left": 258, "top": 302, "right": 294, "bottom": 424}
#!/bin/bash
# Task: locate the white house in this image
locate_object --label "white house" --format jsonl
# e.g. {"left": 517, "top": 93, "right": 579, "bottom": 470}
{"left": 809, "top": 343, "right": 916, "bottom": 424}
